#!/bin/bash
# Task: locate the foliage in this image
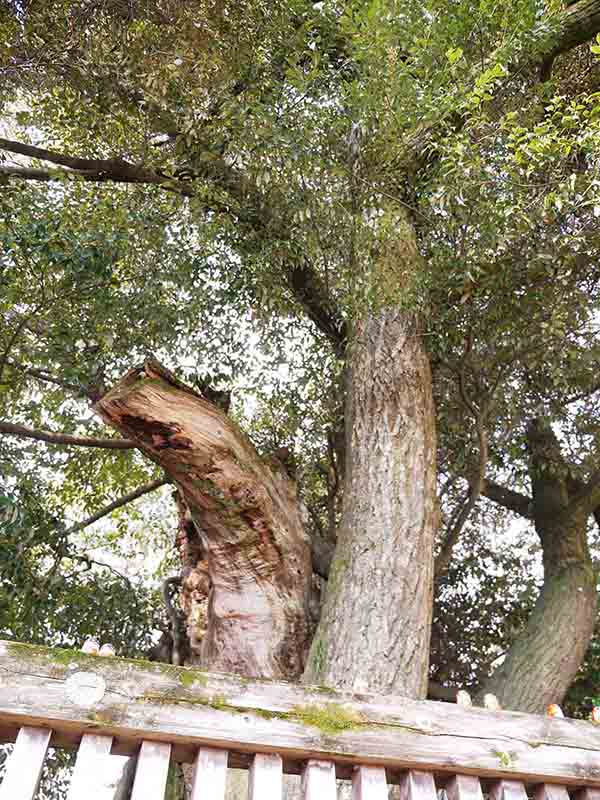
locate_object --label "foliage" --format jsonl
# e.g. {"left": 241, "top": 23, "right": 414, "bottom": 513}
{"left": 1, "top": 0, "right": 600, "bottom": 728}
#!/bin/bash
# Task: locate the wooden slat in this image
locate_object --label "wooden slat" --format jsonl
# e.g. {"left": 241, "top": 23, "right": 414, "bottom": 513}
{"left": 0, "top": 726, "right": 51, "bottom": 800}
{"left": 7, "top": 641, "right": 600, "bottom": 786}
{"left": 398, "top": 770, "right": 437, "bottom": 800}
{"left": 535, "top": 786, "right": 570, "bottom": 800}
{"left": 67, "top": 734, "right": 134, "bottom": 800}
{"left": 248, "top": 753, "right": 283, "bottom": 799}
{"left": 302, "top": 759, "right": 336, "bottom": 800}
{"left": 352, "top": 765, "right": 388, "bottom": 799}
{"left": 190, "top": 747, "right": 228, "bottom": 800}
{"left": 130, "top": 740, "right": 171, "bottom": 800}
{"left": 490, "top": 780, "right": 528, "bottom": 800}
{"left": 446, "top": 775, "right": 483, "bottom": 800}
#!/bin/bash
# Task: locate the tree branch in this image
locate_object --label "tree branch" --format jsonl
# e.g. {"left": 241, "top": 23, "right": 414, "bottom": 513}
{"left": 0, "top": 140, "right": 346, "bottom": 352}
{"left": 532, "top": 0, "right": 600, "bottom": 70}
{"left": 64, "top": 477, "right": 168, "bottom": 535}
{"left": 0, "top": 421, "right": 135, "bottom": 449}
{"left": 6, "top": 360, "right": 91, "bottom": 398}
{"left": 480, "top": 479, "right": 534, "bottom": 519}
{"left": 0, "top": 142, "right": 193, "bottom": 195}
{"left": 435, "top": 345, "right": 489, "bottom": 578}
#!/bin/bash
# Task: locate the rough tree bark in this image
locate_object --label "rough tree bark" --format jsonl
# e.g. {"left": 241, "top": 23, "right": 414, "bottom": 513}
{"left": 304, "top": 214, "right": 438, "bottom": 698}
{"left": 480, "top": 419, "right": 597, "bottom": 713}
{"left": 95, "top": 359, "right": 312, "bottom": 679}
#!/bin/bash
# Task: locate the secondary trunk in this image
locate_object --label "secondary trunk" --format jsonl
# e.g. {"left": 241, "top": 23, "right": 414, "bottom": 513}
{"left": 481, "top": 419, "right": 597, "bottom": 712}
{"left": 305, "top": 215, "right": 438, "bottom": 698}
{"left": 96, "top": 359, "right": 313, "bottom": 680}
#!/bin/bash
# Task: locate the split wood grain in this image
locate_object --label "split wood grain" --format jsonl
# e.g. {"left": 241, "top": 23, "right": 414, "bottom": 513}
{"left": 0, "top": 726, "right": 51, "bottom": 800}
{"left": 190, "top": 747, "right": 228, "bottom": 800}
{"left": 352, "top": 765, "right": 388, "bottom": 799}
{"left": 130, "top": 741, "right": 171, "bottom": 800}
{"left": 302, "top": 759, "right": 336, "bottom": 800}
{"left": 248, "top": 753, "right": 283, "bottom": 799}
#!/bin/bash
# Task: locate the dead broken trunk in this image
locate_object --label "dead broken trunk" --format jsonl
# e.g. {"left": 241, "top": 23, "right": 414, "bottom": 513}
{"left": 96, "top": 360, "right": 312, "bottom": 680}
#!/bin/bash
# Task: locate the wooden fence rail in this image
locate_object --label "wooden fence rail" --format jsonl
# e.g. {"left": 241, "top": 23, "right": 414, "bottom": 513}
{"left": 2, "top": 641, "right": 600, "bottom": 799}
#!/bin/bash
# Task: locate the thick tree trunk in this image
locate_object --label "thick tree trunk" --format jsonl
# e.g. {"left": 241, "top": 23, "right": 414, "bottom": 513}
{"left": 96, "top": 359, "right": 312, "bottom": 680}
{"left": 305, "top": 215, "right": 438, "bottom": 698}
{"left": 481, "top": 420, "right": 597, "bottom": 712}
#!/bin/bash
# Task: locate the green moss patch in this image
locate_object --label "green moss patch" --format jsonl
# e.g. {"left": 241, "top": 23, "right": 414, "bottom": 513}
{"left": 291, "top": 703, "right": 365, "bottom": 735}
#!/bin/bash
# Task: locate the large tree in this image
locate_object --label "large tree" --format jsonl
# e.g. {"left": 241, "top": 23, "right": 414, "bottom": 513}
{"left": 2, "top": 0, "right": 600, "bottom": 726}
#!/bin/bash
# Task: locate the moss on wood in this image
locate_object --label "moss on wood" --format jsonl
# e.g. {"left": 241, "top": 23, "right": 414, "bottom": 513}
{"left": 290, "top": 703, "right": 365, "bottom": 735}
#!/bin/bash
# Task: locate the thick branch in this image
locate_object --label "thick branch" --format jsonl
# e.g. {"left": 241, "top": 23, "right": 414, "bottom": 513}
{"left": 0, "top": 137, "right": 179, "bottom": 185}
{"left": 95, "top": 359, "right": 312, "bottom": 679}
{"left": 480, "top": 479, "right": 533, "bottom": 518}
{"left": 0, "top": 421, "right": 135, "bottom": 449}
{"left": 64, "top": 477, "right": 168, "bottom": 535}
{"left": 533, "top": 0, "right": 600, "bottom": 68}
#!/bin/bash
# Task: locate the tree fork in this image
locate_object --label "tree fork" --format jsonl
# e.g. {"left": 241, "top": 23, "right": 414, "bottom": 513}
{"left": 95, "top": 359, "right": 313, "bottom": 680}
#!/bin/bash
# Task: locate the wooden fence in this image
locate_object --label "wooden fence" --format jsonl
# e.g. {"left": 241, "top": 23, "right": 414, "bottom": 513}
{"left": 2, "top": 640, "right": 600, "bottom": 799}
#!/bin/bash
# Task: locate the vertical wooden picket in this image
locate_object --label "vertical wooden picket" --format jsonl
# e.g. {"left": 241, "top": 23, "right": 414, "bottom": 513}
{"left": 446, "top": 775, "right": 483, "bottom": 800}
{"left": 535, "top": 785, "right": 570, "bottom": 800}
{"left": 67, "top": 734, "right": 134, "bottom": 800}
{"left": 248, "top": 753, "right": 283, "bottom": 799}
{"left": 352, "top": 765, "right": 388, "bottom": 799}
{"left": 301, "top": 759, "right": 337, "bottom": 800}
{"left": 0, "top": 726, "right": 51, "bottom": 800}
{"left": 130, "top": 741, "right": 172, "bottom": 800}
{"left": 398, "top": 770, "right": 437, "bottom": 800}
{"left": 190, "top": 747, "right": 229, "bottom": 800}
{"left": 490, "top": 780, "right": 528, "bottom": 800}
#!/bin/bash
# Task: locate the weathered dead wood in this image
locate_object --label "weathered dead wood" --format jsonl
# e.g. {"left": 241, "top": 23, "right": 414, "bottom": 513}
{"left": 5, "top": 641, "right": 600, "bottom": 786}
{"left": 94, "top": 359, "right": 312, "bottom": 680}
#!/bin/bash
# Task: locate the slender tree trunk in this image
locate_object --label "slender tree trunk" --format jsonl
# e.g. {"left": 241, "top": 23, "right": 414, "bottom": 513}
{"left": 481, "top": 420, "right": 597, "bottom": 712}
{"left": 305, "top": 215, "right": 438, "bottom": 698}
{"left": 96, "top": 359, "right": 313, "bottom": 679}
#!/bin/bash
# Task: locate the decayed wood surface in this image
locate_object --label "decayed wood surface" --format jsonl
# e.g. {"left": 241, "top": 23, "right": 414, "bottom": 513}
{"left": 95, "top": 359, "right": 312, "bottom": 680}
{"left": 4, "top": 641, "right": 600, "bottom": 786}
{"left": 0, "top": 725, "right": 51, "bottom": 800}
